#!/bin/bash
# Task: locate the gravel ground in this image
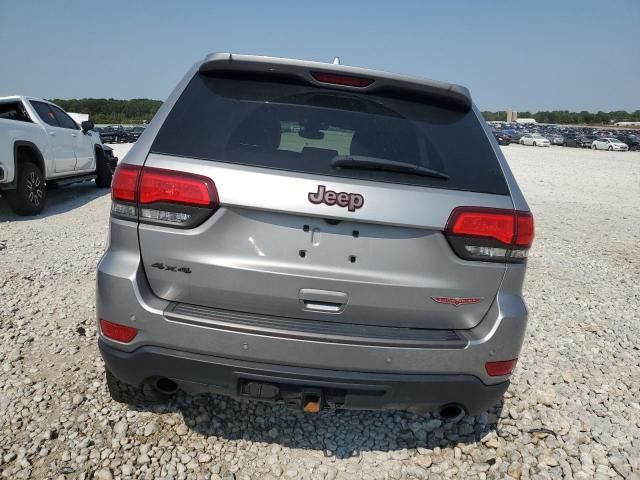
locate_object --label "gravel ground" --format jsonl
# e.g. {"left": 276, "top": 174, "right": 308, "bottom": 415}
{"left": 0, "top": 143, "right": 638, "bottom": 480}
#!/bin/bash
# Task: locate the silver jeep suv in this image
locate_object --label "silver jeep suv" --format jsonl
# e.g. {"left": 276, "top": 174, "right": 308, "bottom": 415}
{"left": 97, "top": 53, "right": 533, "bottom": 416}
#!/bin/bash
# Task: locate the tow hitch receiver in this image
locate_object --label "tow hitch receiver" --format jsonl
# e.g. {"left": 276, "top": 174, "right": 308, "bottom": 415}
{"left": 240, "top": 381, "right": 327, "bottom": 411}
{"left": 302, "top": 389, "right": 323, "bottom": 413}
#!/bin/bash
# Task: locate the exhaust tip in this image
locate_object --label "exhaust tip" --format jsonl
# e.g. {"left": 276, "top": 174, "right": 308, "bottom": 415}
{"left": 438, "top": 404, "right": 465, "bottom": 422}
{"left": 155, "top": 377, "right": 179, "bottom": 395}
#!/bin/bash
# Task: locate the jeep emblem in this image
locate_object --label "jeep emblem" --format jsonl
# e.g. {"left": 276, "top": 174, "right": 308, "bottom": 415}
{"left": 308, "top": 185, "right": 364, "bottom": 212}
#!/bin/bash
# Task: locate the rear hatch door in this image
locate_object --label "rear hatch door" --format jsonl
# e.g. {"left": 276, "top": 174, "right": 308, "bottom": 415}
{"left": 137, "top": 68, "right": 513, "bottom": 330}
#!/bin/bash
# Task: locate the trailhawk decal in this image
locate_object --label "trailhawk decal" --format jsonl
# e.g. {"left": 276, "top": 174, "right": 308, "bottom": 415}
{"left": 431, "top": 297, "right": 483, "bottom": 307}
{"left": 308, "top": 185, "right": 364, "bottom": 212}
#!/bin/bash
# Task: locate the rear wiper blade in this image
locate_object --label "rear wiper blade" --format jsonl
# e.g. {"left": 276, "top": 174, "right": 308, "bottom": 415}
{"left": 331, "top": 155, "right": 449, "bottom": 180}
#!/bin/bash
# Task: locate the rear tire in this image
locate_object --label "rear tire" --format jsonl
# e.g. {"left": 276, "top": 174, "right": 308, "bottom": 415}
{"left": 105, "top": 367, "right": 171, "bottom": 405}
{"left": 533, "top": 142, "right": 537, "bottom": 146}
{"left": 608, "top": 146, "right": 612, "bottom": 151}
{"left": 95, "top": 149, "right": 113, "bottom": 188}
{"left": 5, "top": 162, "right": 46, "bottom": 216}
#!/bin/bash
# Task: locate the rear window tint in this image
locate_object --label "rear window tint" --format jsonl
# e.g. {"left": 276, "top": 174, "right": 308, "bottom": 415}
{"left": 151, "top": 73, "right": 509, "bottom": 195}
{"left": 0, "top": 101, "right": 32, "bottom": 122}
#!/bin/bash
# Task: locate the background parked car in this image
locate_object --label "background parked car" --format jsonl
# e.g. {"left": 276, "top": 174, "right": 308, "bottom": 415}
{"left": 564, "top": 134, "right": 580, "bottom": 147}
{"left": 591, "top": 138, "right": 629, "bottom": 151}
{"left": 127, "top": 126, "right": 146, "bottom": 142}
{"left": 520, "top": 134, "right": 550, "bottom": 147}
{"left": 549, "top": 134, "right": 564, "bottom": 145}
{"left": 617, "top": 134, "right": 640, "bottom": 151}
{"left": 492, "top": 131, "right": 511, "bottom": 145}
{"left": 566, "top": 135, "right": 595, "bottom": 148}
{"left": 100, "top": 125, "right": 128, "bottom": 143}
{"left": 511, "top": 132, "right": 525, "bottom": 144}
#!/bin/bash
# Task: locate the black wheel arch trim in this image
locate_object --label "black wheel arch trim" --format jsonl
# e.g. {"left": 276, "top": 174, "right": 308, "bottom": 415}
{"left": 94, "top": 144, "right": 118, "bottom": 172}
{"left": 5, "top": 141, "right": 47, "bottom": 190}
{"left": 94, "top": 143, "right": 113, "bottom": 154}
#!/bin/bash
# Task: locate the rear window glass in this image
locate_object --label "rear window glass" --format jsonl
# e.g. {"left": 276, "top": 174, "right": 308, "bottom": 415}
{"left": 31, "top": 101, "right": 60, "bottom": 127}
{"left": 0, "top": 101, "right": 32, "bottom": 122}
{"left": 151, "top": 73, "right": 509, "bottom": 195}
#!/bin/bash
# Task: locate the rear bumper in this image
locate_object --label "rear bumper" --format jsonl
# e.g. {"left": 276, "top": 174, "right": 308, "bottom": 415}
{"left": 96, "top": 219, "right": 528, "bottom": 413}
{"left": 99, "top": 339, "right": 509, "bottom": 414}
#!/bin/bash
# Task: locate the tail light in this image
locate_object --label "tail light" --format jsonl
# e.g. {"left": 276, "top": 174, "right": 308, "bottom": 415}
{"left": 111, "top": 163, "right": 139, "bottom": 202}
{"left": 100, "top": 319, "right": 138, "bottom": 343}
{"left": 111, "top": 164, "right": 218, "bottom": 228}
{"left": 445, "top": 207, "right": 534, "bottom": 263}
{"left": 485, "top": 358, "right": 518, "bottom": 376}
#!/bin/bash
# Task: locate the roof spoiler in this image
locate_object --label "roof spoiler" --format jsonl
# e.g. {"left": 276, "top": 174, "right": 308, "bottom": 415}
{"left": 198, "top": 53, "right": 472, "bottom": 111}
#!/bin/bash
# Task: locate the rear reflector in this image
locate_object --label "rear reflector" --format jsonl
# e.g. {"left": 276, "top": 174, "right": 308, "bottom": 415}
{"left": 445, "top": 207, "right": 534, "bottom": 263}
{"left": 311, "top": 71, "right": 374, "bottom": 88}
{"left": 100, "top": 319, "right": 138, "bottom": 343}
{"left": 485, "top": 359, "right": 518, "bottom": 376}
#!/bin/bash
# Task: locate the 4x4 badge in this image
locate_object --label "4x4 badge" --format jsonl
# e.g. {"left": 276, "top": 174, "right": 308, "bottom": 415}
{"left": 308, "top": 185, "right": 364, "bottom": 212}
{"left": 151, "top": 262, "right": 192, "bottom": 274}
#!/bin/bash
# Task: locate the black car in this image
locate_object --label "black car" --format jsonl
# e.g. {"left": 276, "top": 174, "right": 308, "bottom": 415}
{"left": 127, "top": 126, "right": 146, "bottom": 142}
{"left": 618, "top": 134, "right": 640, "bottom": 151}
{"left": 100, "top": 125, "right": 128, "bottom": 143}
{"left": 566, "top": 135, "right": 594, "bottom": 148}
{"left": 580, "top": 135, "right": 597, "bottom": 148}
{"left": 564, "top": 135, "right": 580, "bottom": 147}
{"left": 510, "top": 132, "right": 526, "bottom": 144}
{"left": 493, "top": 131, "right": 511, "bottom": 146}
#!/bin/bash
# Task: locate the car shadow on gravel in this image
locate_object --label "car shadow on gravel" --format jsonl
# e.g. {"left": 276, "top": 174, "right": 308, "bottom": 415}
{"left": 0, "top": 184, "right": 109, "bottom": 221}
{"left": 135, "top": 392, "right": 503, "bottom": 459}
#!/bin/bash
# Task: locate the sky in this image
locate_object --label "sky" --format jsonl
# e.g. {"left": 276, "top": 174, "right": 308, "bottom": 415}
{"left": 1, "top": 0, "right": 638, "bottom": 112}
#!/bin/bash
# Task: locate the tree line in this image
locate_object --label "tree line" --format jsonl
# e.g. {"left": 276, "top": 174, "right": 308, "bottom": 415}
{"left": 50, "top": 98, "right": 162, "bottom": 124}
{"left": 49, "top": 98, "right": 639, "bottom": 126}
{"left": 481, "top": 110, "right": 640, "bottom": 125}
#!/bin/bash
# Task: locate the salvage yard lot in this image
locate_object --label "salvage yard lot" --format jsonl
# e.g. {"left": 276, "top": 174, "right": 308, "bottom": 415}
{"left": 0, "top": 144, "right": 638, "bottom": 479}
